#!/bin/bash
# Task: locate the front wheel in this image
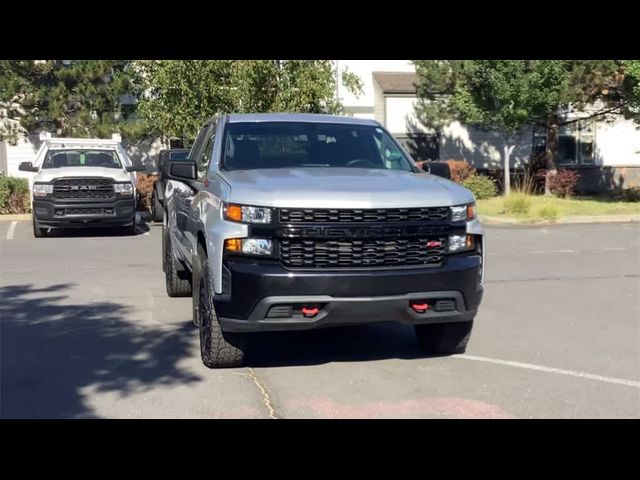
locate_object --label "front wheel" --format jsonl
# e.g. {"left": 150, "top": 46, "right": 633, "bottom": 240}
{"left": 197, "top": 244, "right": 247, "bottom": 368}
{"left": 151, "top": 191, "right": 163, "bottom": 223}
{"left": 415, "top": 320, "right": 474, "bottom": 355}
{"left": 33, "top": 217, "right": 46, "bottom": 238}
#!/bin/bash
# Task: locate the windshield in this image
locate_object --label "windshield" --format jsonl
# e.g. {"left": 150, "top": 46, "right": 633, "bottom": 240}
{"left": 42, "top": 149, "right": 122, "bottom": 169}
{"left": 222, "top": 122, "right": 415, "bottom": 172}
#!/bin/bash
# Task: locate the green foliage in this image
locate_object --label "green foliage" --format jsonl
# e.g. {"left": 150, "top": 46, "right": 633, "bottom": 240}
{"left": 622, "top": 60, "right": 640, "bottom": 121}
{"left": 537, "top": 204, "right": 560, "bottom": 221}
{"left": 0, "top": 60, "right": 145, "bottom": 139}
{"left": 462, "top": 174, "right": 498, "bottom": 200}
{"left": 136, "top": 60, "right": 363, "bottom": 142}
{"left": 414, "top": 60, "right": 630, "bottom": 132}
{"left": 504, "top": 193, "right": 531, "bottom": 216}
{"left": 0, "top": 176, "right": 30, "bottom": 214}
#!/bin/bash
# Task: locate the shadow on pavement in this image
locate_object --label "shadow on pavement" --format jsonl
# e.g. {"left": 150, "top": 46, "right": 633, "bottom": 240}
{"left": 0, "top": 283, "right": 200, "bottom": 418}
{"left": 244, "top": 323, "right": 428, "bottom": 368}
{"left": 41, "top": 211, "right": 152, "bottom": 238}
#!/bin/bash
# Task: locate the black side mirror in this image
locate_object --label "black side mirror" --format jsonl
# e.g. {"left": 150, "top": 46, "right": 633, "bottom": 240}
{"left": 125, "top": 163, "right": 146, "bottom": 172}
{"left": 18, "top": 162, "right": 38, "bottom": 172}
{"left": 423, "top": 161, "right": 451, "bottom": 180}
{"left": 166, "top": 160, "right": 197, "bottom": 181}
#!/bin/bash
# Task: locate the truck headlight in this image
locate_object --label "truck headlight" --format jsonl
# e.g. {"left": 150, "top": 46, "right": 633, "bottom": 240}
{"left": 448, "top": 234, "right": 475, "bottom": 253}
{"left": 225, "top": 238, "right": 273, "bottom": 256}
{"left": 114, "top": 183, "right": 134, "bottom": 196}
{"left": 33, "top": 184, "right": 53, "bottom": 197}
{"left": 450, "top": 203, "right": 476, "bottom": 222}
{"left": 224, "top": 204, "right": 273, "bottom": 224}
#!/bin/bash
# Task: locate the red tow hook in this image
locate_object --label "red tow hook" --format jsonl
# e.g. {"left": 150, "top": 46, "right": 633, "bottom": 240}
{"left": 411, "top": 302, "right": 430, "bottom": 314}
{"left": 301, "top": 306, "right": 319, "bottom": 318}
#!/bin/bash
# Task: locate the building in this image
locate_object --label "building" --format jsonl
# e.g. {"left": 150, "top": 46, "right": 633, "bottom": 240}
{"left": 336, "top": 60, "right": 640, "bottom": 193}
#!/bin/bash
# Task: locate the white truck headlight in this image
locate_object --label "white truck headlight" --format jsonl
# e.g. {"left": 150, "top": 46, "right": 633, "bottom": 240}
{"left": 33, "top": 184, "right": 53, "bottom": 197}
{"left": 114, "top": 183, "right": 134, "bottom": 195}
{"left": 450, "top": 203, "right": 476, "bottom": 222}
{"left": 224, "top": 204, "right": 273, "bottom": 224}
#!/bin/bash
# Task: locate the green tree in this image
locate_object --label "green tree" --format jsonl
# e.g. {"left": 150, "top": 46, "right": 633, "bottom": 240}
{"left": 0, "top": 60, "right": 144, "bottom": 140}
{"left": 622, "top": 60, "right": 640, "bottom": 121}
{"left": 414, "top": 60, "right": 634, "bottom": 195}
{"left": 136, "top": 60, "right": 363, "bottom": 144}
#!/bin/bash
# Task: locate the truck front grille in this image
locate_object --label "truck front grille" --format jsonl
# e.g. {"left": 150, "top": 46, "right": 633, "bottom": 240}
{"left": 56, "top": 207, "right": 115, "bottom": 216}
{"left": 279, "top": 237, "right": 447, "bottom": 268}
{"left": 279, "top": 207, "right": 449, "bottom": 224}
{"left": 53, "top": 178, "right": 115, "bottom": 200}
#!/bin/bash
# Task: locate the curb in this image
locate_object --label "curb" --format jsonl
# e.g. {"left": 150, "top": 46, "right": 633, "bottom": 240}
{"left": 0, "top": 214, "right": 32, "bottom": 222}
{"left": 480, "top": 214, "right": 640, "bottom": 226}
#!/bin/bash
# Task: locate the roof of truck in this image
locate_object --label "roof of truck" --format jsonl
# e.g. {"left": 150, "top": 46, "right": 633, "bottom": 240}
{"left": 225, "top": 113, "right": 380, "bottom": 126}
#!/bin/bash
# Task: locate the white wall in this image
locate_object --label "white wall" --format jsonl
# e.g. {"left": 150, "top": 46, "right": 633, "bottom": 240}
{"left": 124, "top": 137, "right": 167, "bottom": 167}
{"left": 384, "top": 96, "right": 427, "bottom": 134}
{"left": 595, "top": 117, "right": 640, "bottom": 166}
{"left": 4, "top": 136, "right": 41, "bottom": 179}
{"left": 337, "top": 60, "right": 415, "bottom": 110}
{"left": 439, "top": 121, "right": 534, "bottom": 169}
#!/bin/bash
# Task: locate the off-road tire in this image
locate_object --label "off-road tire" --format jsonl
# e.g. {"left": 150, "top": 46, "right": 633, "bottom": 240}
{"left": 151, "top": 190, "right": 163, "bottom": 223}
{"left": 415, "top": 320, "right": 474, "bottom": 355}
{"left": 197, "top": 244, "right": 247, "bottom": 368}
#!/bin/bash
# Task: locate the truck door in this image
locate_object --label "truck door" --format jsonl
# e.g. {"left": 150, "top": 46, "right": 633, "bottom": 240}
{"left": 183, "top": 124, "right": 216, "bottom": 253}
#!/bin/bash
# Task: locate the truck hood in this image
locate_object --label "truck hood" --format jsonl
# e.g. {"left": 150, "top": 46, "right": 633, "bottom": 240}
{"left": 34, "top": 167, "right": 134, "bottom": 183}
{"left": 219, "top": 168, "right": 475, "bottom": 208}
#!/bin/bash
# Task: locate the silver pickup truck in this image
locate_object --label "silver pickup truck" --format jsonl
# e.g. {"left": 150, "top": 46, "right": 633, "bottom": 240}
{"left": 162, "top": 113, "right": 484, "bottom": 368}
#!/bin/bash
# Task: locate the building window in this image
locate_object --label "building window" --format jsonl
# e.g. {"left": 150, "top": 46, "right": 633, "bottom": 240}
{"left": 532, "top": 120, "right": 595, "bottom": 166}
{"left": 558, "top": 121, "right": 595, "bottom": 165}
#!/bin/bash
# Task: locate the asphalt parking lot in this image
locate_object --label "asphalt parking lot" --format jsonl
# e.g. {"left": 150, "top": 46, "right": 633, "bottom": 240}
{"left": 1, "top": 219, "right": 639, "bottom": 418}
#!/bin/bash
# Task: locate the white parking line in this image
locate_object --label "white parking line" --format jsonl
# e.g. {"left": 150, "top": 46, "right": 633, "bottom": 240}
{"left": 452, "top": 354, "right": 640, "bottom": 389}
{"left": 5, "top": 221, "right": 17, "bottom": 240}
{"left": 527, "top": 249, "right": 578, "bottom": 254}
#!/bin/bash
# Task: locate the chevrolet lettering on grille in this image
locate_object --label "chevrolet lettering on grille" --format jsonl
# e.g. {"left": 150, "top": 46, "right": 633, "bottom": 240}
{"left": 280, "top": 225, "right": 450, "bottom": 239}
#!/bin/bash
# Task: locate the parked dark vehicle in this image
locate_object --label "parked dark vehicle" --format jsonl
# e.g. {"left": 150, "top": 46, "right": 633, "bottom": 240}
{"left": 151, "top": 149, "right": 190, "bottom": 222}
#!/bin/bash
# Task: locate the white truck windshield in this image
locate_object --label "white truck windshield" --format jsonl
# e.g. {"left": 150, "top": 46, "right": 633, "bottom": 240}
{"left": 42, "top": 149, "right": 122, "bottom": 169}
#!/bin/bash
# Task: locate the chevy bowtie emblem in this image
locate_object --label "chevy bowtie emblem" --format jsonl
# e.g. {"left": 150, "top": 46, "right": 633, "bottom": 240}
{"left": 426, "top": 240, "right": 442, "bottom": 248}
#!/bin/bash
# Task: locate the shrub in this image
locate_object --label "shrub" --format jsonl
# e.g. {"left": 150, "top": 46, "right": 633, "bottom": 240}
{"left": 444, "top": 160, "right": 476, "bottom": 184}
{"left": 135, "top": 173, "right": 157, "bottom": 211}
{"left": 0, "top": 176, "right": 31, "bottom": 214}
{"left": 538, "top": 204, "right": 560, "bottom": 221}
{"left": 546, "top": 169, "right": 581, "bottom": 198}
{"left": 621, "top": 186, "right": 640, "bottom": 202}
{"left": 462, "top": 174, "right": 498, "bottom": 200}
{"left": 504, "top": 193, "right": 531, "bottom": 216}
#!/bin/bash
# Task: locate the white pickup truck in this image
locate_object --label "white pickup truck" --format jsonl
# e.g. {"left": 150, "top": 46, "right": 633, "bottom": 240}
{"left": 19, "top": 135, "right": 144, "bottom": 237}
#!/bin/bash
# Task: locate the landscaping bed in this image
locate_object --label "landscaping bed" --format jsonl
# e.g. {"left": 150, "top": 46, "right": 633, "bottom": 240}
{"left": 478, "top": 194, "right": 640, "bottom": 223}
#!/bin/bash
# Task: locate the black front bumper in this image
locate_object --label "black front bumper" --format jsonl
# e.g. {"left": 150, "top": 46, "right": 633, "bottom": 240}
{"left": 32, "top": 198, "right": 136, "bottom": 227}
{"left": 215, "top": 254, "right": 483, "bottom": 332}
